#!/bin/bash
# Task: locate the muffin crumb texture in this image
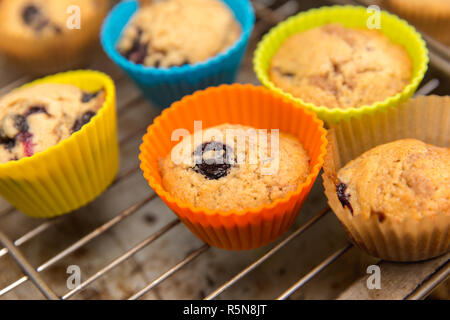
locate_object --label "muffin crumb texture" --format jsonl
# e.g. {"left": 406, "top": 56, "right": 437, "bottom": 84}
{"left": 160, "top": 124, "right": 310, "bottom": 211}
{"left": 270, "top": 24, "right": 412, "bottom": 109}
{"left": 118, "top": 0, "right": 241, "bottom": 67}
{"left": 0, "top": 83, "right": 105, "bottom": 163}
{"left": 337, "top": 139, "right": 450, "bottom": 220}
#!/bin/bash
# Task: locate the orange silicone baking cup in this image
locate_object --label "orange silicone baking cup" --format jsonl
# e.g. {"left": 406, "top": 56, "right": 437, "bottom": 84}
{"left": 139, "top": 84, "right": 327, "bottom": 250}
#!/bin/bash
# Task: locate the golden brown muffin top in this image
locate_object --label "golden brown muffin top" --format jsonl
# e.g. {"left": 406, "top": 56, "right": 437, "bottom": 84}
{"left": 0, "top": 0, "right": 108, "bottom": 39}
{"left": 269, "top": 24, "right": 412, "bottom": 109}
{"left": 0, "top": 83, "right": 105, "bottom": 163}
{"left": 160, "top": 124, "right": 310, "bottom": 211}
{"left": 117, "top": 0, "right": 241, "bottom": 67}
{"left": 384, "top": 0, "right": 450, "bottom": 17}
{"left": 337, "top": 139, "right": 450, "bottom": 221}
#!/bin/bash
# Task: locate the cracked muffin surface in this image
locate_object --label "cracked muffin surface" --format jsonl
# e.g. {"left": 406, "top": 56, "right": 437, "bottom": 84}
{"left": 0, "top": 83, "right": 105, "bottom": 163}
{"left": 269, "top": 24, "right": 412, "bottom": 109}
{"left": 336, "top": 139, "right": 450, "bottom": 221}
{"left": 160, "top": 124, "right": 310, "bottom": 211}
{"left": 117, "top": 0, "right": 241, "bottom": 68}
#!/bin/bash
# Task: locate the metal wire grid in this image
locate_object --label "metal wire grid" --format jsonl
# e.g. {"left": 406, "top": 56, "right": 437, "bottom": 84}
{"left": 0, "top": 0, "right": 448, "bottom": 301}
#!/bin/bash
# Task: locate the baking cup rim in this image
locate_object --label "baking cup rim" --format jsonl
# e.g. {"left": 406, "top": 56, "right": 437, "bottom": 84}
{"left": 100, "top": 0, "right": 255, "bottom": 77}
{"left": 253, "top": 5, "right": 429, "bottom": 123}
{"left": 139, "top": 83, "right": 328, "bottom": 218}
{"left": 0, "top": 70, "right": 115, "bottom": 171}
{"left": 322, "top": 96, "right": 450, "bottom": 223}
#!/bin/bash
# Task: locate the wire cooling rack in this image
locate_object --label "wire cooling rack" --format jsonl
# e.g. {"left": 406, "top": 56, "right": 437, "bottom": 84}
{"left": 0, "top": 0, "right": 448, "bottom": 300}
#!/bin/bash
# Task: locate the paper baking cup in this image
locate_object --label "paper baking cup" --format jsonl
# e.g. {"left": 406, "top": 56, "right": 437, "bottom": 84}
{"left": 101, "top": 0, "right": 255, "bottom": 109}
{"left": 139, "top": 84, "right": 327, "bottom": 250}
{"left": 323, "top": 95, "right": 449, "bottom": 261}
{"left": 254, "top": 5, "right": 429, "bottom": 123}
{"left": 0, "top": 71, "right": 119, "bottom": 218}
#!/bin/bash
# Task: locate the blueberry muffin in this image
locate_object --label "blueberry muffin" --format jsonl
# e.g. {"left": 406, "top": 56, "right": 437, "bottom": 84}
{"left": 336, "top": 139, "right": 450, "bottom": 220}
{"left": 269, "top": 24, "right": 412, "bottom": 109}
{"left": 160, "top": 124, "right": 310, "bottom": 211}
{"left": 117, "top": 0, "right": 241, "bottom": 67}
{"left": 0, "top": 83, "right": 105, "bottom": 163}
{"left": 0, "top": 0, "right": 109, "bottom": 74}
{"left": 384, "top": 0, "right": 450, "bottom": 46}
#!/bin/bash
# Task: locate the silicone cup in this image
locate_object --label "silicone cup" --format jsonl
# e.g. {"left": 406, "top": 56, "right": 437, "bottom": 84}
{"left": 0, "top": 71, "right": 119, "bottom": 218}
{"left": 323, "top": 96, "right": 449, "bottom": 261}
{"left": 101, "top": 0, "right": 255, "bottom": 109}
{"left": 139, "top": 84, "right": 327, "bottom": 250}
{"left": 254, "top": 5, "right": 429, "bottom": 123}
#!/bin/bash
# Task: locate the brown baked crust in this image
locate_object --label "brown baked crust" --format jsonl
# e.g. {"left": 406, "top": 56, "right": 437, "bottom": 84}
{"left": 269, "top": 24, "right": 412, "bottom": 109}
{"left": 117, "top": 0, "right": 241, "bottom": 67}
{"left": 336, "top": 139, "right": 450, "bottom": 220}
{"left": 0, "top": 0, "right": 109, "bottom": 73}
{"left": 160, "top": 124, "right": 310, "bottom": 211}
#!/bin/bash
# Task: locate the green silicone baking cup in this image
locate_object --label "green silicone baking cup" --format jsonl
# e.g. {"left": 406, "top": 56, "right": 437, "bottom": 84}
{"left": 254, "top": 5, "right": 429, "bottom": 123}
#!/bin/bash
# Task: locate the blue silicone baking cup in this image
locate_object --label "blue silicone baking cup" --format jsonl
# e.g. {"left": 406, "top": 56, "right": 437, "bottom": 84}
{"left": 101, "top": 0, "right": 255, "bottom": 109}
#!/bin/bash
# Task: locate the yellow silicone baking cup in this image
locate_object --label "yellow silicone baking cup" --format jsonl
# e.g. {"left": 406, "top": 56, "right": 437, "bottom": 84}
{"left": 254, "top": 5, "right": 429, "bottom": 123}
{"left": 0, "top": 70, "right": 119, "bottom": 218}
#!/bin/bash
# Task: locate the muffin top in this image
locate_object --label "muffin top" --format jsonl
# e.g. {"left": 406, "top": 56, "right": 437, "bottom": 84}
{"left": 0, "top": 83, "right": 105, "bottom": 163}
{"left": 383, "top": 0, "right": 450, "bottom": 45}
{"left": 337, "top": 139, "right": 450, "bottom": 221}
{"left": 269, "top": 24, "right": 412, "bottom": 109}
{"left": 117, "top": 0, "right": 241, "bottom": 68}
{"left": 384, "top": 0, "right": 450, "bottom": 16}
{"left": 160, "top": 124, "right": 310, "bottom": 211}
{"left": 0, "top": 0, "right": 108, "bottom": 39}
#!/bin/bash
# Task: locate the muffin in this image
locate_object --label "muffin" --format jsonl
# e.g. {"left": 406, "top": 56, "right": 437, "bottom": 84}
{"left": 254, "top": 5, "right": 428, "bottom": 123}
{"left": 0, "top": 0, "right": 109, "bottom": 75}
{"left": 102, "top": 0, "right": 254, "bottom": 109}
{"left": 140, "top": 84, "right": 327, "bottom": 250}
{"left": 323, "top": 95, "right": 449, "bottom": 261}
{"left": 269, "top": 24, "right": 412, "bottom": 109}
{"left": 0, "top": 71, "right": 118, "bottom": 219}
{"left": 0, "top": 83, "right": 105, "bottom": 163}
{"left": 384, "top": 0, "right": 450, "bottom": 46}
{"left": 117, "top": 0, "right": 241, "bottom": 67}
{"left": 160, "top": 124, "right": 310, "bottom": 211}
{"left": 336, "top": 139, "right": 449, "bottom": 221}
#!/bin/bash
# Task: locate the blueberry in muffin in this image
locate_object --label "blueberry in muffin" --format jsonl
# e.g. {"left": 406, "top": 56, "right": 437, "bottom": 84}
{"left": 336, "top": 139, "right": 450, "bottom": 220}
{"left": 192, "top": 141, "right": 235, "bottom": 180}
{"left": 160, "top": 124, "right": 310, "bottom": 211}
{"left": 0, "top": 83, "right": 105, "bottom": 163}
{"left": 117, "top": 0, "right": 241, "bottom": 68}
{"left": 21, "top": 2, "right": 62, "bottom": 34}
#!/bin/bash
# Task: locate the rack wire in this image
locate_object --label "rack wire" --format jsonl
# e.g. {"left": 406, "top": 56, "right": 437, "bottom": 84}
{"left": 0, "top": 0, "right": 448, "bottom": 301}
